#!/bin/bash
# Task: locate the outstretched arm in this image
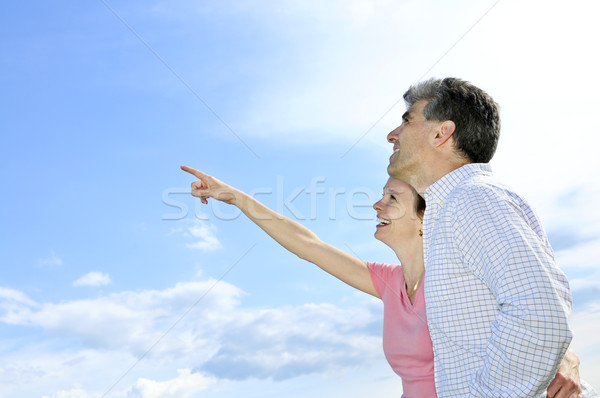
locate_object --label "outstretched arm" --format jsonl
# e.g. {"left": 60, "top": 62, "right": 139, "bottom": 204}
{"left": 181, "top": 166, "right": 378, "bottom": 297}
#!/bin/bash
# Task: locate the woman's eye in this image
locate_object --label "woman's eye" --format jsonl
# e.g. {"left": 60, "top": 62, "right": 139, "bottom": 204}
{"left": 390, "top": 195, "right": 396, "bottom": 201}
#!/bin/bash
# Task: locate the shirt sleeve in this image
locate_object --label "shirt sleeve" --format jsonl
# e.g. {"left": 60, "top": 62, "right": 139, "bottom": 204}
{"left": 451, "top": 184, "right": 573, "bottom": 396}
{"left": 367, "top": 262, "right": 400, "bottom": 300}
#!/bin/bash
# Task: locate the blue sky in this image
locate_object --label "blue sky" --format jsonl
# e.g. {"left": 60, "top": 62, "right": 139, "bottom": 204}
{"left": 1, "top": 1, "right": 599, "bottom": 397}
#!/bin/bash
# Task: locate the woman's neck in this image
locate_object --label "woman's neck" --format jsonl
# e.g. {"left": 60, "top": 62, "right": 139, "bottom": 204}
{"left": 391, "top": 239, "right": 425, "bottom": 283}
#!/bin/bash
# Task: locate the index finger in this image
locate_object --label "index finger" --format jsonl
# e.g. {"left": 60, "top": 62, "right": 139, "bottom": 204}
{"left": 180, "top": 165, "right": 207, "bottom": 179}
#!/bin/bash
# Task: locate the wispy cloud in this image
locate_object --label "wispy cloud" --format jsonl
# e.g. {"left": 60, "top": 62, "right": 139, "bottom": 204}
{"left": 38, "top": 250, "right": 63, "bottom": 267}
{"left": 127, "top": 368, "right": 216, "bottom": 398}
{"left": 0, "top": 287, "right": 37, "bottom": 307}
{"left": 42, "top": 386, "right": 97, "bottom": 398}
{"left": 73, "top": 272, "right": 112, "bottom": 287}
{"left": 569, "top": 278, "right": 600, "bottom": 311}
{"left": 557, "top": 238, "right": 600, "bottom": 271}
{"left": 184, "top": 222, "right": 222, "bottom": 252}
{"left": 0, "top": 287, "right": 38, "bottom": 324}
{"left": 13, "top": 281, "right": 241, "bottom": 357}
{"left": 0, "top": 279, "right": 383, "bottom": 395}
{"left": 201, "top": 302, "right": 381, "bottom": 381}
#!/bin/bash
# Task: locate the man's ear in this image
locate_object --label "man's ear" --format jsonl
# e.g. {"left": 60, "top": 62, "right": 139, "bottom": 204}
{"left": 433, "top": 120, "right": 456, "bottom": 148}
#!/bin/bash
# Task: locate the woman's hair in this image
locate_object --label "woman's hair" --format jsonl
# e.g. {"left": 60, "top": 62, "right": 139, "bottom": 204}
{"left": 414, "top": 191, "right": 426, "bottom": 219}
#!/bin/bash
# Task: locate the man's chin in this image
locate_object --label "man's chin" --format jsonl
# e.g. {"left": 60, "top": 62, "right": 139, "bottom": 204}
{"left": 387, "top": 162, "right": 402, "bottom": 179}
{"left": 387, "top": 164, "right": 419, "bottom": 188}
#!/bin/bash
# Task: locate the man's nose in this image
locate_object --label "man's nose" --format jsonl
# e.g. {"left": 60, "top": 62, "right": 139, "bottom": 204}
{"left": 387, "top": 126, "right": 400, "bottom": 143}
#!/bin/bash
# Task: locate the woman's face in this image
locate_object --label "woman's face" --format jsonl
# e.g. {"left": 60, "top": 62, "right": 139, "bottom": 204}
{"left": 372, "top": 178, "right": 422, "bottom": 245}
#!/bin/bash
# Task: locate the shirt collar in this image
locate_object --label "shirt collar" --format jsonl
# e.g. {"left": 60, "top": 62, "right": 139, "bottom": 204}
{"left": 424, "top": 163, "right": 493, "bottom": 205}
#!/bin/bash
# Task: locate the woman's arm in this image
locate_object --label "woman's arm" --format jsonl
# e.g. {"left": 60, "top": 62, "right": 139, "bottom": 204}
{"left": 181, "top": 166, "right": 378, "bottom": 298}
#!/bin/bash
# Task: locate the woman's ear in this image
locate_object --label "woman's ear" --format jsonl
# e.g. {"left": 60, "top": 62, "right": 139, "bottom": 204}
{"left": 433, "top": 120, "right": 456, "bottom": 148}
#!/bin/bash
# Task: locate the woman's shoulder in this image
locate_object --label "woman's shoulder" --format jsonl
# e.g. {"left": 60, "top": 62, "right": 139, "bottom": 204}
{"left": 367, "top": 261, "right": 401, "bottom": 269}
{"left": 367, "top": 261, "right": 403, "bottom": 281}
{"left": 367, "top": 262, "right": 406, "bottom": 299}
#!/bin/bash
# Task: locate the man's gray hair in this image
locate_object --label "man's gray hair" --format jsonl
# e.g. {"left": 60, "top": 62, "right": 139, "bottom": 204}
{"left": 403, "top": 77, "right": 500, "bottom": 163}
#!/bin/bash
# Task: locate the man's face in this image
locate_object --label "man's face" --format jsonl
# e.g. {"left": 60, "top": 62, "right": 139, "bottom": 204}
{"left": 386, "top": 100, "right": 436, "bottom": 181}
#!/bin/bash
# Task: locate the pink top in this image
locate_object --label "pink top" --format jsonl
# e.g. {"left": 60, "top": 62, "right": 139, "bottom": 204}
{"left": 368, "top": 262, "right": 437, "bottom": 398}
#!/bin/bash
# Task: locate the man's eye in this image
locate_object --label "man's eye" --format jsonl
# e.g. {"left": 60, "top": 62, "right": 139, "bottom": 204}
{"left": 390, "top": 195, "right": 396, "bottom": 200}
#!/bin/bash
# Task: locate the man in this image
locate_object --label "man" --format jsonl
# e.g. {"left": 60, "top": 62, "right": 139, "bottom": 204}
{"left": 386, "top": 78, "right": 594, "bottom": 397}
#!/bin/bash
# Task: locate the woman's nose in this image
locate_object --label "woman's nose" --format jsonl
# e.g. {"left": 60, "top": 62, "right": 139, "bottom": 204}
{"left": 373, "top": 199, "right": 383, "bottom": 211}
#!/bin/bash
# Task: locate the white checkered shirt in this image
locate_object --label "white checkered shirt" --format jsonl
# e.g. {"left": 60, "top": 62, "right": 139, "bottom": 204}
{"left": 423, "top": 163, "right": 573, "bottom": 397}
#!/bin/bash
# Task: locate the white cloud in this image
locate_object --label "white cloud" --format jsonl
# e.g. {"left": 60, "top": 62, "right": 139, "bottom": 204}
{"left": 43, "top": 387, "right": 98, "bottom": 398}
{"left": 0, "top": 347, "right": 134, "bottom": 398}
{"left": 39, "top": 250, "right": 63, "bottom": 267}
{"left": 0, "top": 287, "right": 38, "bottom": 324}
{"left": 11, "top": 280, "right": 241, "bottom": 358}
{"left": 185, "top": 222, "right": 222, "bottom": 251}
{"left": 126, "top": 369, "right": 215, "bottom": 398}
{"left": 202, "top": 301, "right": 382, "bottom": 381}
{"left": 568, "top": 276, "right": 600, "bottom": 313}
{"left": 570, "top": 279, "right": 600, "bottom": 292}
{"left": 0, "top": 287, "right": 37, "bottom": 307}
{"left": 0, "top": 279, "right": 384, "bottom": 396}
{"left": 149, "top": 0, "right": 498, "bottom": 146}
{"left": 556, "top": 232, "right": 600, "bottom": 269}
{"left": 73, "top": 272, "right": 111, "bottom": 287}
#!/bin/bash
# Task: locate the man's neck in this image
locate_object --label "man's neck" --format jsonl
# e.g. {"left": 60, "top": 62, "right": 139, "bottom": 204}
{"left": 415, "top": 158, "right": 471, "bottom": 194}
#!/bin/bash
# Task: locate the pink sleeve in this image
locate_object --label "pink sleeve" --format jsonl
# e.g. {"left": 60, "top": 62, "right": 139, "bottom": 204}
{"left": 368, "top": 261, "right": 400, "bottom": 299}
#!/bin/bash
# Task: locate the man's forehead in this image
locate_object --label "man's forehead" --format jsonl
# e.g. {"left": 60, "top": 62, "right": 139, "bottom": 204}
{"left": 405, "top": 100, "right": 428, "bottom": 119}
{"left": 409, "top": 100, "right": 428, "bottom": 112}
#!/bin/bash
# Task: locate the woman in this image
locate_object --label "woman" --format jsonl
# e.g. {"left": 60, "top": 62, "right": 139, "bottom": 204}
{"left": 182, "top": 165, "right": 434, "bottom": 396}
{"left": 180, "top": 166, "right": 587, "bottom": 398}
